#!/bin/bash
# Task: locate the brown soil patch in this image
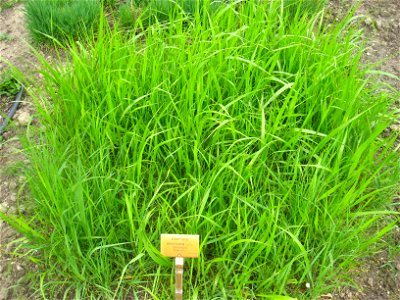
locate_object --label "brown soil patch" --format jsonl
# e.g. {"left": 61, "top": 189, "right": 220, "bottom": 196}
{"left": 328, "top": 0, "right": 400, "bottom": 299}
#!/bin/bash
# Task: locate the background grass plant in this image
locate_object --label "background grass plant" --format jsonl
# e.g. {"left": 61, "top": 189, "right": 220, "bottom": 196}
{"left": 4, "top": 0, "right": 399, "bottom": 298}
{"left": 0, "top": 69, "right": 20, "bottom": 96}
{"left": 24, "top": 0, "right": 101, "bottom": 44}
{"left": 0, "top": 0, "right": 21, "bottom": 12}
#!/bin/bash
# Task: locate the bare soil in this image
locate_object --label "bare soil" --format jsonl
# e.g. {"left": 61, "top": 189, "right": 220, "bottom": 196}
{"left": 0, "top": 95, "right": 13, "bottom": 120}
{"left": 0, "top": 2, "right": 29, "bottom": 134}
{"left": 0, "top": 3, "right": 35, "bottom": 300}
{"left": 0, "top": 1, "right": 399, "bottom": 300}
{"left": 0, "top": 1, "right": 30, "bottom": 71}
{"left": 326, "top": 1, "right": 400, "bottom": 300}
{"left": 329, "top": 0, "right": 400, "bottom": 89}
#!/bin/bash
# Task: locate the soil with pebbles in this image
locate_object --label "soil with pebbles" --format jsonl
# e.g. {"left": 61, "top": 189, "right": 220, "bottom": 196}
{"left": 327, "top": 1, "right": 400, "bottom": 299}
{"left": 0, "top": 1, "right": 399, "bottom": 300}
{"left": 0, "top": 95, "right": 14, "bottom": 119}
{"left": 1, "top": 3, "right": 36, "bottom": 300}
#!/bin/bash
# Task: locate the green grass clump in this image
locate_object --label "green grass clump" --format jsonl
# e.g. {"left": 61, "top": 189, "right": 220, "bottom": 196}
{"left": 118, "top": 0, "right": 224, "bottom": 27}
{"left": 0, "top": 32, "right": 13, "bottom": 42}
{"left": 0, "top": 69, "right": 20, "bottom": 96}
{"left": 150, "top": 0, "right": 223, "bottom": 17}
{"left": 283, "top": 0, "right": 329, "bottom": 15}
{"left": 0, "top": 0, "right": 21, "bottom": 12}
{"left": 24, "top": 0, "right": 101, "bottom": 44}
{"left": 118, "top": 0, "right": 146, "bottom": 27}
{"left": 6, "top": 0, "right": 399, "bottom": 298}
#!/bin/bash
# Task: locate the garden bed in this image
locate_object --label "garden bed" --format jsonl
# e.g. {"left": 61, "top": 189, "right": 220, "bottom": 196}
{"left": 2, "top": 1, "right": 398, "bottom": 299}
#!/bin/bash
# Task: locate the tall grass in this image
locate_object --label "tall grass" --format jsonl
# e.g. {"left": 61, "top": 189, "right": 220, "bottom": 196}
{"left": 5, "top": 0, "right": 399, "bottom": 298}
{"left": 118, "top": 0, "right": 328, "bottom": 28}
{"left": 24, "top": 0, "right": 100, "bottom": 44}
{"left": 283, "top": 0, "right": 329, "bottom": 15}
{"left": 118, "top": 0, "right": 225, "bottom": 26}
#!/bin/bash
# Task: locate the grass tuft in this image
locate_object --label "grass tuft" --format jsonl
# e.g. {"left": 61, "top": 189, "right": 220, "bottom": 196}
{"left": 5, "top": 0, "right": 399, "bottom": 298}
{"left": 24, "top": 0, "right": 101, "bottom": 44}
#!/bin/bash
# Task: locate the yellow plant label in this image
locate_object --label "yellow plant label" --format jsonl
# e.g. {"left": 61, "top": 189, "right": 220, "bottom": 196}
{"left": 160, "top": 234, "right": 199, "bottom": 258}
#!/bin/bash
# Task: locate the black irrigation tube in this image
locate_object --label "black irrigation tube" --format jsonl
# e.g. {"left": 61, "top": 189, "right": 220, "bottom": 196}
{"left": 0, "top": 86, "right": 24, "bottom": 136}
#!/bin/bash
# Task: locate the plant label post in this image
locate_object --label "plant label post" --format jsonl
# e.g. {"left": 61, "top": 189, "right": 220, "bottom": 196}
{"left": 160, "top": 234, "right": 199, "bottom": 300}
{"left": 175, "top": 257, "right": 184, "bottom": 300}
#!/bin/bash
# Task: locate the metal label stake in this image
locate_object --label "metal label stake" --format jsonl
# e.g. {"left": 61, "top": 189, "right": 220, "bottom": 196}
{"left": 175, "top": 257, "right": 184, "bottom": 300}
{"left": 160, "top": 234, "right": 199, "bottom": 300}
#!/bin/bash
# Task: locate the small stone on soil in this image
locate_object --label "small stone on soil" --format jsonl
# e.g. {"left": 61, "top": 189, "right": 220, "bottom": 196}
{"left": 1, "top": 130, "right": 13, "bottom": 140}
{"left": 367, "top": 277, "right": 374, "bottom": 287}
{"left": 14, "top": 110, "right": 31, "bottom": 126}
{"left": 0, "top": 202, "right": 9, "bottom": 213}
{"left": 0, "top": 287, "right": 9, "bottom": 300}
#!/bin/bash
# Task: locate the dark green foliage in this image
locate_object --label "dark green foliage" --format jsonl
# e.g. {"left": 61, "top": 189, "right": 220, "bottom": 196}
{"left": 283, "top": 0, "right": 329, "bottom": 15}
{"left": 24, "top": 0, "right": 101, "bottom": 44}
{"left": 150, "top": 0, "right": 223, "bottom": 17}
{"left": 0, "top": 71, "right": 20, "bottom": 97}
{"left": 118, "top": 0, "right": 223, "bottom": 27}
{"left": 118, "top": 1, "right": 141, "bottom": 27}
{"left": 0, "top": 32, "right": 13, "bottom": 42}
{"left": 118, "top": 0, "right": 328, "bottom": 28}
{"left": 0, "top": 0, "right": 21, "bottom": 12}
{"left": 102, "top": 0, "right": 120, "bottom": 7}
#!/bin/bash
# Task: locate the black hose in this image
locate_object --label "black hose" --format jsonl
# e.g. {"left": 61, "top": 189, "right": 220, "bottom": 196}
{"left": 0, "top": 86, "right": 24, "bottom": 136}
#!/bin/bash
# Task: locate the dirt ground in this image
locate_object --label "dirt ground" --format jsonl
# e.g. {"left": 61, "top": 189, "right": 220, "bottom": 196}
{"left": 0, "top": 1, "right": 399, "bottom": 300}
{"left": 326, "top": 1, "right": 400, "bottom": 300}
